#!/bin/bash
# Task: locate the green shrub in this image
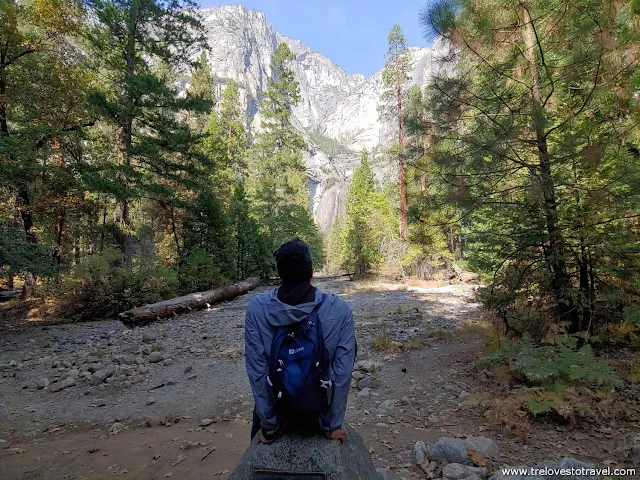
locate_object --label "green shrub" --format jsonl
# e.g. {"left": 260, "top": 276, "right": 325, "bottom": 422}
{"left": 61, "top": 247, "right": 178, "bottom": 319}
{"left": 176, "top": 248, "right": 224, "bottom": 294}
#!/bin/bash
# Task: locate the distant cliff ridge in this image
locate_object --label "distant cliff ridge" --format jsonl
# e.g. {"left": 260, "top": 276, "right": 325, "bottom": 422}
{"left": 198, "top": 5, "right": 448, "bottom": 234}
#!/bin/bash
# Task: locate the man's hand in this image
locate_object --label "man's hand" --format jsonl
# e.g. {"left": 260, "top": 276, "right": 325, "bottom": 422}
{"left": 328, "top": 427, "right": 347, "bottom": 444}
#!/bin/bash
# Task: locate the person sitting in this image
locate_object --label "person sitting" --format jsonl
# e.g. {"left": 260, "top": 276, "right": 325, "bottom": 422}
{"left": 244, "top": 238, "right": 356, "bottom": 444}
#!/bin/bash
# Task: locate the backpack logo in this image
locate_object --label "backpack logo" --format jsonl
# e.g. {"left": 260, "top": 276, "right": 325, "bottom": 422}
{"left": 289, "top": 347, "right": 304, "bottom": 355}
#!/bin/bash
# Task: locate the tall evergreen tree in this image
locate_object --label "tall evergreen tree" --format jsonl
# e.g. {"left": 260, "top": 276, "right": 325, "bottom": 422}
{"left": 187, "top": 51, "right": 214, "bottom": 131}
{"left": 201, "top": 82, "right": 248, "bottom": 208}
{"left": 421, "top": 0, "right": 640, "bottom": 332}
{"left": 247, "top": 43, "right": 324, "bottom": 268}
{"left": 380, "top": 25, "right": 412, "bottom": 239}
{"left": 84, "top": 0, "right": 209, "bottom": 266}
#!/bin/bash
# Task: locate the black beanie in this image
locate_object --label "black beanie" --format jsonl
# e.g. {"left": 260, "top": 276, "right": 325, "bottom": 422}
{"left": 274, "top": 238, "right": 313, "bottom": 284}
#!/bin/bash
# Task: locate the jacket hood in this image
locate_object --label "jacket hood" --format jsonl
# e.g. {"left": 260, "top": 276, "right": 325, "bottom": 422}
{"left": 263, "top": 287, "right": 324, "bottom": 327}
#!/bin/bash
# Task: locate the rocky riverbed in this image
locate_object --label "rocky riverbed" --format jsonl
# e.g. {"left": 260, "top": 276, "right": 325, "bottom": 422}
{"left": 1, "top": 279, "right": 638, "bottom": 479}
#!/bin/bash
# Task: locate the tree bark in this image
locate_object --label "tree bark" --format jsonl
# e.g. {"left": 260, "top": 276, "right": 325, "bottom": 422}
{"left": 521, "top": 3, "right": 578, "bottom": 330}
{"left": 397, "top": 83, "right": 408, "bottom": 239}
{"left": 119, "top": 276, "right": 261, "bottom": 326}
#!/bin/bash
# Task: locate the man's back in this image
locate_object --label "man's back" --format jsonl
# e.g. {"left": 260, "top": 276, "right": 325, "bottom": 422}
{"left": 245, "top": 285, "right": 356, "bottom": 441}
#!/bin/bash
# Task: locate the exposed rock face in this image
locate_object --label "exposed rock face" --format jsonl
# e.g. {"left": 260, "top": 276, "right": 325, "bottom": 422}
{"left": 197, "top": 5, "right": 450, "bottom": 233}
{"left": 228, "top": 424, "right": 381, "bottom": 480}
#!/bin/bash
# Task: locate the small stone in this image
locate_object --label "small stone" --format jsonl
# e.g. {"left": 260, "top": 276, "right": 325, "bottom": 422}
{"left": 148, "top": 352, "right": 163, "bottom": 363}
{"left": 352, "top": 370, "right": 366, "bottom": 381}
{"left": 184, "top": 365, "right": 193, "bottom": 373}
{"left": 357, "top": 387, "right": 371, "bottom": 398}
{"left": 433, "top": 375, "right": 445, "bottom": 385}
{"left": 92, "top": 365, "right": 116, "bottom": 385}
{"left": 135, "top": 357, "right": 145, "bottom": 365}
{"left": 187, "top": 374, "right": 197, "bottom": 380}
{"left": 68, "top": 369, "right": 80, "bottom": 378}
{"left": 458, "top": 391, "right": 470, "bottom": 401}
{"left": 442, "top": 463, "right": 487, "bottom": 480}
{"left": 146, "top": 417, "right": 160, "bottom": 427}
{"left": 162, "top": 358, "right": 173, "bottom": 366}
{"left": 427, "top": 414, "right": 440, "bottom": 426}
{"left": 21, "top": 382, "right": 30, "bottom": 390}
{"left": 50, "top": 382, "right": 65, "bottom": 393}
{"left": 400, "top": 396, "right": 411, "bottom": 405}
{"left": 9, "top": 360, "right": 17, "bottom": 367}
{"left": 200, "top": 418, "right": 215, "bottom": 427}
{"left": 80, "top": 371, "right": 92, "bottom": 380}
{"left": 62, "top": 376, "right": 76, "bottom": 388}
{"left": 110, "top": 422, "right": 125, "bottom": 434}
{"left": 87, "top": 363, "right": 104, "bottom": 373}
{"left": 357, "top": 376, "right": 379, "bottom": 390}
{"left": 429, "top": 437, "right": 470, "bottom": 465}
{"left": 355, "top": 360, "right": 382, "bottom": 373}
{"left": 414, "top": 440, "right": 427, "bottom": 464}
{"left": 37, "top": 378, "right": 49, "bottom": 389}
{"left": 140, "top": 345, "right": 151, "bottom": 356}
{"left": 137, "top": 365, "right": 150, "bottom": 374}
{"left": 146, "top": 397, "right": 156, "bottom": 406}
{"left": 630, "top": 444, "right": 640, "bottom": 465}
{"left": 142, "top": 332, "right": 156, "bottom": 343}
{"left": 119, "top": 366, "right": 135, "bottom": 376}
{"left": 378, "top": 399, "right": 395, "bottom": 412}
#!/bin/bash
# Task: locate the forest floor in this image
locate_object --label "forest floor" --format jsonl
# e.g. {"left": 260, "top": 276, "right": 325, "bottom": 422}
{"left": 1, "top": 278, "right": 638, "bottom": 479}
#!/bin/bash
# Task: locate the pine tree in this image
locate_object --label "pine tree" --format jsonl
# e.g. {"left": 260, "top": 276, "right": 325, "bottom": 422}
{"left": 188, "top": 51, "right": 214, "bottom": 131}
{"left": 188, "top": 51, "right": 214, "bottom": 103}
{"left": 84, "top": 0, "right": 209, "bottom": 266}
{"left": 201, "top": 82, "right": 248, "bottom": 209}
{"left": 421, "top": 0, "right": 640, "bottom": 332}
{"left": 339, "top": 150, "right": 396, "bottom": 275}
{"left": 229, "top": 182, "right": 270, "bottom": 279}
{"left": 248, "top": 43, "right": 325, "bottom": 268}
{"left": 380, "top": 25, "right": 412, "bottom": 239}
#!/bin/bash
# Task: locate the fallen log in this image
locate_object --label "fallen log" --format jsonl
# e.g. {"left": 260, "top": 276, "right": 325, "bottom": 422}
{"left": 119, "top": 277, "right": 261, "bottom": 327}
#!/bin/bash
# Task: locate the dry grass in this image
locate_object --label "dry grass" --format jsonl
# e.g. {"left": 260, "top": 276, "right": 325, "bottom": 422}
{"left": 372, "top": 336, "right": 394, "bottom": 351}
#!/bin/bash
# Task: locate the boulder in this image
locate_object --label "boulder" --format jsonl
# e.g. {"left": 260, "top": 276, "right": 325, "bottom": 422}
{"left": 429, "top": 437, "right": 469, "bottom": 465}
{"left": 228, "top": 425, "right": 381, "bottom": 480}
{"left": 630, "top": 444, "right": 640, "bottom": 466}
{"left": 466, "top": 436, "right": 499, "bottom": 459}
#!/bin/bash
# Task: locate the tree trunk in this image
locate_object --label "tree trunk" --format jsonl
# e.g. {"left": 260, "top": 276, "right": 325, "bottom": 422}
{"left": 119, "top": 276, "right": 261, "bottom": 326}
{"left": 54, "top": 209, "right": 66, "bottom": 265}
{"left": 397, "top": 83, "right": 408, "bottom": 239}
{"left": 521, "top": 3, "right": 578, "bottom": 330}
{"left": 0, "top": 46, "right": 8, "bottom": 135}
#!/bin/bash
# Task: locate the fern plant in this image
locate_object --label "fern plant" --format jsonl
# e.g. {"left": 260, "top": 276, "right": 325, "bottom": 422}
{"left": 483, "top": 333, "right": 620, "bottom": 421}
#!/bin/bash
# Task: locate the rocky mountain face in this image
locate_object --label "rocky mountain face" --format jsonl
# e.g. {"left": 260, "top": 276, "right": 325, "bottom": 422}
{"left": 198, "top": 5, "right": 448, "bottom": 234}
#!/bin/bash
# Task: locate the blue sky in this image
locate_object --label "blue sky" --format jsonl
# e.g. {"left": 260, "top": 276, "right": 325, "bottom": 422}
{"left": 200, "top": 1, "right": 432, "bottom": 77}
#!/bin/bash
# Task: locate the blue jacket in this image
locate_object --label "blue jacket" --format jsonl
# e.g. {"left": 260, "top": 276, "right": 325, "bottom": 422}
{"left": 244, "top": 287, "right": 356, "bottom": 432}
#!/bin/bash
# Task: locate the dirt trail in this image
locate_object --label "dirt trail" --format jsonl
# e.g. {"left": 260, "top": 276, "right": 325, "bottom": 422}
{"left": 0, "top": 279, "right": 634, "bottom": 479}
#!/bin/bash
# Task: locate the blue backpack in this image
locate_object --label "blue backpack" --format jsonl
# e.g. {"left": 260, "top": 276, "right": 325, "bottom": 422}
{"left": 268, "top": 294, "right": 333, "bottom": 419}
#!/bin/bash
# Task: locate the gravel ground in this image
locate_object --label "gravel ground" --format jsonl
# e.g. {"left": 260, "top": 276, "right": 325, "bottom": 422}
{"left": 0, "top": 279, "right": 480, "bottom": 436}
